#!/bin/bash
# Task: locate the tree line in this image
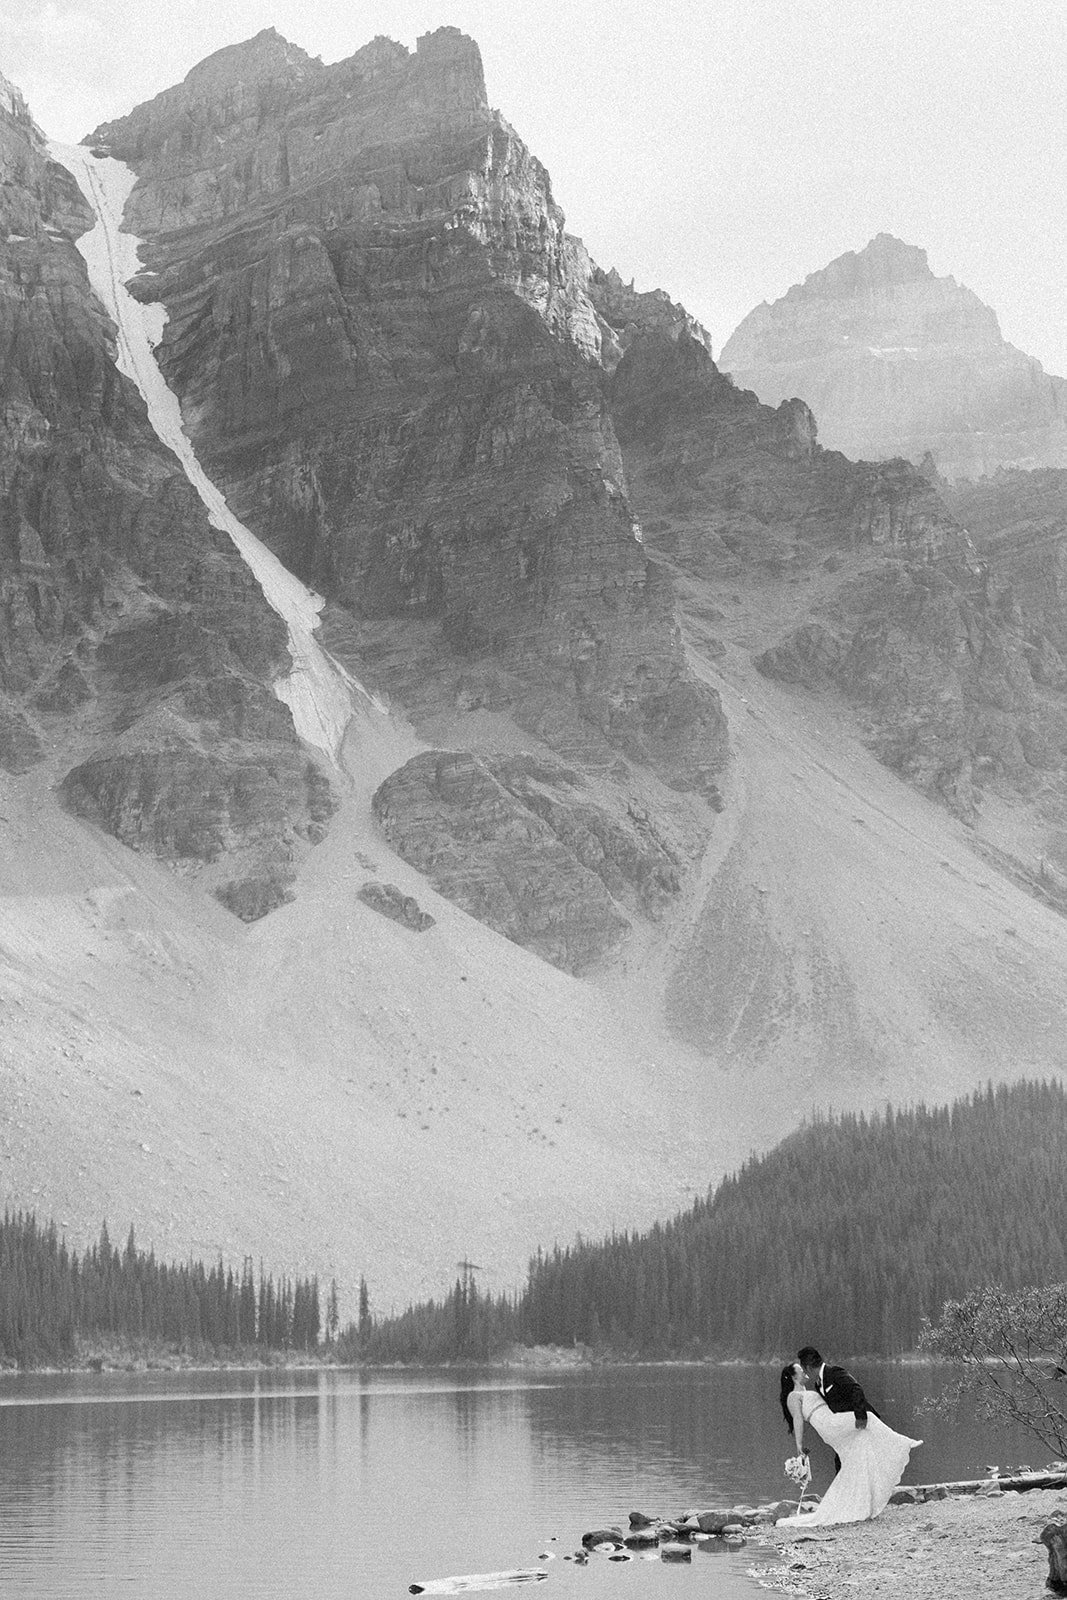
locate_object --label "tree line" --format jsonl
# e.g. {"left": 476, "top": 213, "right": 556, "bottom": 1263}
{"left": 5, "top": 1079, "right": 1066, "bottom": 1367}
{"left": 349, "top": 1078, "right": 1067, "bottom": 1362}
{"left": 0, "top": 1213, "right": 321, "bottom": 1365}
{"left": 515, "top": 1079, "right": 1067, "bottom": 1358}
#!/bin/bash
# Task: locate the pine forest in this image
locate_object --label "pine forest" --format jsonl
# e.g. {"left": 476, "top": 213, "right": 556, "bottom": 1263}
{"left": 3, "top": 1080, "right": 1065, "bottom": 1367}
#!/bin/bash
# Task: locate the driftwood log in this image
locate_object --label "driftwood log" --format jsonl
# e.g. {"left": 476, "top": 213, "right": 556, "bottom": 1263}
{"left": 408, "top": 1572, "right": 546, "bottom": 1594}
{"left": 891, "top": 1469, "right": 1067, "bottom": 1505}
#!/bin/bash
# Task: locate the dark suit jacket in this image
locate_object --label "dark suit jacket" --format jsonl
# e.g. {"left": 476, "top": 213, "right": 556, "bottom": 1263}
{"left": 819, "top": 1364, "right": 880, "bottom": 1422}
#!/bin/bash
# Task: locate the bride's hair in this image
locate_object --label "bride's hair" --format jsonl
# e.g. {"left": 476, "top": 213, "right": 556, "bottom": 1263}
{"left": 779, "top": 1363, "right": 800, "bottom": 1430}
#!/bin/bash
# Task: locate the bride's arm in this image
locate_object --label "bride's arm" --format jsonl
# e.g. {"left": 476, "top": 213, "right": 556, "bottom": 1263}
{"left": 787, "top": 1392, "right": 807, "bottom": 1455}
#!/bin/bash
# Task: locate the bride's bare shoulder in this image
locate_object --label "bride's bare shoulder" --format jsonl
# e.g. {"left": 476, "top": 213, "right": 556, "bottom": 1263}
{"left": 786, "top": 1388, "right": 804, "bottom": 1410}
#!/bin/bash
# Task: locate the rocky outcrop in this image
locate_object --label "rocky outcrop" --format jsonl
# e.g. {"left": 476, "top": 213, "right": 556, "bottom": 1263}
{"left": 746, "top": 468, "right": 1067, "bottom": 812}
{"left": 0, "top": 76, "right": 334, "bottom": 914}
{"left": 720, "top": 233, "right": 1067, "bottom": 481}
{"left": 371, "top": 749, "right": 682, "bottom": 972}
{"left": 589, "top": 264, "right": 713, "bottom": 372}
{"left": 609, "top": 328, "right": 967, "bottom": 576}
{"left": 357, "top": 881, "right": 435, "bottom": 932}
{"left": 604, "top": 324, "right": 1067, "bottom": 810}
{"left": 88, "top": 29, "right": 723, "bottom": 794}
{"left": 0, "top": 695, "right": 44, "bottom": 771}
{"left": 62, "top": 740, "right": 332, "bottom": 850}
{"left": 755, "top": 559, "right": 1064, "bottom": 813}
{"left": 945, "top": 470, "right": 1067, "bottom": 658}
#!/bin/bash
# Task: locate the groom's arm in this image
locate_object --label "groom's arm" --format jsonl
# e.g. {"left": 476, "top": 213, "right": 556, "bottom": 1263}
{"left": 828, "top": 1366, "right": 870, "bottom": 1425}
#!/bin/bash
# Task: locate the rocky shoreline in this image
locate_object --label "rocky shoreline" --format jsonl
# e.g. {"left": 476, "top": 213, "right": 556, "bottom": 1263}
{"left": 572, "top": 1470, "right": 1067, "bottom": 1594}
{"left": 761, "top": 1484, "right": 1067, "bottom": 1599}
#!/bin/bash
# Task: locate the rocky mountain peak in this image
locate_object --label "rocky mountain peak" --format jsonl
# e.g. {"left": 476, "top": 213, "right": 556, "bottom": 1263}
{"left": 0, "top": 70, "right": 41, "bottom": 138}
{"left": 790, "top": 232, "right": 933, "bottom": 300}
{"left": 589, "top": 265, "right": 714, "bottom": 372}
{"left": 324, "top": 26, "right": 486, "bottom": 103}
{"left": 325, "top": 26, "right": 487, "bottom": 121}
{"left": 722, "top": 234, "right": 1067, "bottom": 480}
{"left": 183, "top": 27, "right": 316, "bottom": 91}
{"left": 88, "top": 25, "right": 488, "bottom": 187}
{"left": 416, "top": 24, "right": 486, "bottom": 76}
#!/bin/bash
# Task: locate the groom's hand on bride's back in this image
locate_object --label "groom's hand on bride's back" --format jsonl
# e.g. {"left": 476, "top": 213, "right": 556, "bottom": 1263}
{"left": 856, "top": 1415, "right": 868, "bottom": 1428}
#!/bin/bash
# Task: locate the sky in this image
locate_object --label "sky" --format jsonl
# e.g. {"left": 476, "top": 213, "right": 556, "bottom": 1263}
{"left": 4, "top": 0, "right": 1067, "bottom": 372}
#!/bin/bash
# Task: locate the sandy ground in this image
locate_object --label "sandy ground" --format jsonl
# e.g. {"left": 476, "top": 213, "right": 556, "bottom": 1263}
{"left": 762, "top": 1488, "right": 1067, "bottom": 1598}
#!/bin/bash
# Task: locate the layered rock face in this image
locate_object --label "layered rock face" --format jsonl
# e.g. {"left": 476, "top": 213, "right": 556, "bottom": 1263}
{"left": 88, "top": 28, "right": 724, "bottom": 793}
{"left": 608, "top": 325, "right": 964, "bottom": 574}
{"left": 946, "top": 470, "right": 1067, "bottom": 667}
{"left": 0, "top": 77, "right": 333, "bottom": 914}
{"left": 605, "top": 317, "right": 1067, "bottom": 812}
{"left": 720, "top": 233, "right": 1067, "bottom": 481}
{"left": 590, "top": 263, "right": 713, "bottom": 373}
{"left": 372, "top": 749, "right": 681, "bottom": 973}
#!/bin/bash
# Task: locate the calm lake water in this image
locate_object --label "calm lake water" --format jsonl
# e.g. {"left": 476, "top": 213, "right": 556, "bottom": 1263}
{"left": 0, "top": 1362, "right": 1044, "bottom": 1598}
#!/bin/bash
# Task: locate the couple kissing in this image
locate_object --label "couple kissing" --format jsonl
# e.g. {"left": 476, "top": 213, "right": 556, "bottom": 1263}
{"left": 778, "top": 1346, "right": 922, "bottom": 1526}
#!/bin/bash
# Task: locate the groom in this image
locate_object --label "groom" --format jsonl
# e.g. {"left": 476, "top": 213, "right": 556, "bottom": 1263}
{"left": 798, "top": 1344, "right": 880, "bottom": 1475}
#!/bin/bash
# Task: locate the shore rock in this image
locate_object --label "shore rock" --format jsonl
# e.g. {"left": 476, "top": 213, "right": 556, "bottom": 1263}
{"left": 1039, "top": 1517, "right": 1067, "bottom": 1594}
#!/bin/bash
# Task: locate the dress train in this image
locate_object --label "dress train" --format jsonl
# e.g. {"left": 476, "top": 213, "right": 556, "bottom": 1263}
{"left": 779, "top": 1392, "right": 921, "bottom": 1527}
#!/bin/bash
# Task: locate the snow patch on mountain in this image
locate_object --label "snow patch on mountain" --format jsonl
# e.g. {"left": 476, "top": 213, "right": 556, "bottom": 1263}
{"left": 49, "top": 141, "right": 382, "bottom": 764}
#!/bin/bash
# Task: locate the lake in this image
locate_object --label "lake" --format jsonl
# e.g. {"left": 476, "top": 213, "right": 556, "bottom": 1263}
{"left": 0, "top": 1362, "right": 1042, "bottom": 1598}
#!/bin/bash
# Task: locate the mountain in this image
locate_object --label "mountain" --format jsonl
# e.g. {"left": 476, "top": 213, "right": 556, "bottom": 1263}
{"left": 720, "top": 233, "right": 1067, "bottom": 482}
{"left": 3, "top": 39, "right": 1067, "bottom": 1310}
{"left": 87, "top": 29, "right": 723, "bottom": 796}
{"left": 0, "top": 69, "right": 333, "bottom": 920}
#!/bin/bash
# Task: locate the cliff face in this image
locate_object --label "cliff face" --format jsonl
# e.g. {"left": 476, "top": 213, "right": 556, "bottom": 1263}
{"left": 720, "top": 233, "right": 1067, "bottom": 482}
{"left": 0, "top": 75, "right": 332, "bottom": 914}
{"left": 89, "top": 29, "right": 723, "bottom": 795}
{"left": 608, "top": 326, "right": 965, "bottom": 572}
{"left": 372, "top": 749, "right": 682, "bottom": 974}
{"left": 945, "top": 470, "right": 1067, "bottom": 666}
{"left": 604, "top": 318, "right": 1067, "bottom": 815}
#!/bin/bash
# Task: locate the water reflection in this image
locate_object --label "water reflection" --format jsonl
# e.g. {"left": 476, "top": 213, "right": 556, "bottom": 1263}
{"left": 0, "top": 1364, "right": 1045, "bottom": 1600}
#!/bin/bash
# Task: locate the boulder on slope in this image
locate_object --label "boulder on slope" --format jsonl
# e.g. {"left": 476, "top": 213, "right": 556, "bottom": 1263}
{"left": 372, "top": 749, "right": 683, "bottom": 972}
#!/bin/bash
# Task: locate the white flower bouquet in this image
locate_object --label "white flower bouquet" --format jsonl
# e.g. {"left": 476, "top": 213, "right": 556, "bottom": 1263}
{"left": 783, "top": 1451, "right": 813, "bottom": 1513}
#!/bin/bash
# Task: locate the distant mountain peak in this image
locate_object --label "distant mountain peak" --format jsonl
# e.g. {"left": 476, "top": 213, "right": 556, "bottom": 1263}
{"left": 789, "top": 233, "right": 933, "bottom": 301}
{"left": 721, "top": 235, "right": 1067, "bottom": 480}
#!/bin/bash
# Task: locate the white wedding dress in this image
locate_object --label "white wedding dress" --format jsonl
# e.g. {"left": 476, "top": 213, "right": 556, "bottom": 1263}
{"left": 779, "top": 1389, "right": 921, "bottom": 1526}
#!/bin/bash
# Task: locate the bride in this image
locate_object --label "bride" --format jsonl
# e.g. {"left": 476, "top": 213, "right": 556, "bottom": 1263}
{"left": 777, "top": 1362, "right": 922, "bottom": 1526}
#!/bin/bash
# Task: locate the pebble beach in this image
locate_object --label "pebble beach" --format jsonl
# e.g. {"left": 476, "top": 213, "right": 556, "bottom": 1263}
{"left": 761, "top": 1485, "right": 1067, "bottom": 1598}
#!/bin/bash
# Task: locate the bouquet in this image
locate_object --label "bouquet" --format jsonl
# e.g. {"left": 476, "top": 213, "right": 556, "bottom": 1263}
{"left": 784, "top": 1451, "right": 812, "bottom": 1512}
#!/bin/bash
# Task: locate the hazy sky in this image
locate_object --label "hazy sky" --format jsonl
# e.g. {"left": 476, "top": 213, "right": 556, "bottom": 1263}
{"left": 5, "top": 0, "right": 1067, "bottom": 372}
